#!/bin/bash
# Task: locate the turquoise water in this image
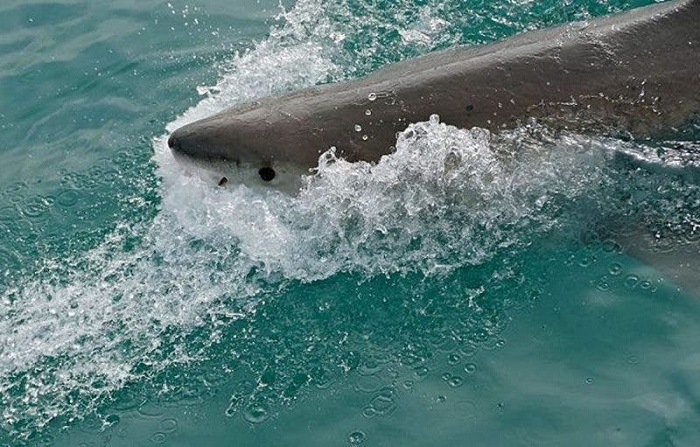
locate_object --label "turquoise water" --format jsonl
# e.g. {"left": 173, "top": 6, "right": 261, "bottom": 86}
{"left": 1, "top": 0, "right": 700, "bottom": 445}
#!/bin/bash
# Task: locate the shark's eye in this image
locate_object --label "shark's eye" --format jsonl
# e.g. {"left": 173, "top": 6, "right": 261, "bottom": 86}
{"left": 259, "top": 167, "right": 276, "bottom": 182}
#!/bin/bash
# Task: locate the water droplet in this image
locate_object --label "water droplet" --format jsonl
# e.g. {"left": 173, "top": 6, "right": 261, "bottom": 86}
{"left": 448, "top": 376, "right": 464, "bottom": 387}
{"left": 460, "top": 344, "right": 478, "bottom": 357}
{"left": 495, "top": 339, "right": 506, "bottom": 348}
{"left": 354, "top": 124, "right": 362, "bottom": 132}
{"left": 441, "top": 372, "right": 452, "bottom": 381}
{"left": 596, "top": 278, "right": 610, "bottom": 291}
{"left": 627, "top": 355, "right": 639, "bottom": 365}
{"left": 578, "top": 255, "right": 594, "bottom": 267}
{"left": 608, "top": 263, "right": 623, "bottom": 276}
{"left": 362, "top": 406, "right": 378, "bottom": 418}
{"left": 464, "top": 363, "right": 477, "bottom": 374}
{"left": 623, "top": 274, "right": 639, "bottom": 289}
{"left": 585, "top": 377, "right": 594, "bottom": 384}
{"left": 447, "top": 353, "right": 460, "bottom": 364}
{"left": 368, "top": 92, "right": 377, "bottom": 101}
{"left": 362, "top": 134, "right": 368, "bottom": 141}
{"left": 414, "top": 365, "right": 429, "bottom": 377}
{"left": 365, "top": 109, "right": 372, "bottom": 116}
{"left": 348, "top": 431, "right": 366, "bottom": 445}
{"left": 602, "top": 239, "right": 622, "bottom": 254}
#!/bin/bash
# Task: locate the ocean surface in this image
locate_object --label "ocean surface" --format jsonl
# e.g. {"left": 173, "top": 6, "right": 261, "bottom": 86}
{"left": 1, "top": 0, "right": 700, "bottom": 445}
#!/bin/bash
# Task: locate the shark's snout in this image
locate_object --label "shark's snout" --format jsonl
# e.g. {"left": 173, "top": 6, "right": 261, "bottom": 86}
{"left": 167, "top": 118, "right": 245, "bottom": 164}
{"left": 168, "top": 124, "right": 223, "bottom": 161}
{"left": 167, "top": 131, "right": 182, "bottom": 153}
{"left": 167, "top": 127, "right": 198, "bottom": 158}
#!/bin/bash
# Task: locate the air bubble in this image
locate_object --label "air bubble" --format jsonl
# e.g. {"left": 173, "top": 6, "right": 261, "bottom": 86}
{"left": 414, "top": 365, "right": 429, "bottom": 377}
{"left": 608, "top": 263, "right": 623, "bottom": 276}
{"left": 596, "top": 278, "right": 609, "bottom": 291}
{"left": 623, "top": 274, "right": 639, "bottom": 289}
{"left": 362, "top": 406, "right": 378, "bottom": 418}
{"left": 362, "top": 135, "right": 368, "bottom": 141}
{"left": 367, "top": 92, "right": 377, "bottom": 101}
{"left": 578, "top": 255, "right": 594, "bottom": 268}
{"left": 429, "top": 114, "right": 440, "bottom": 124}
{"left": 602, "top": 239, "right": 622, "bottom": 254}
{"left": 348, "top": 431, "right": 366, "bottom": 445}
{"left": 447, "top": 376, "right": 463, "bottom": 387}
{"left": 460, "top": 344, "right": 478, "bottom": 357}
{"left": 354, "top": 124, "right": 362, "bottom": 132}
{"left": 365, "top": 109, "right": 372, "bottom": 116}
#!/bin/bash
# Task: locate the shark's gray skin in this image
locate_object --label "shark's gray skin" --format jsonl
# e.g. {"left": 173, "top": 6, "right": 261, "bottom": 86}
{"left": 169, "top": 0, "right": 699, "bottom": 191}
{"left": 168, "top": 0, "right": 700, "bottom": 296}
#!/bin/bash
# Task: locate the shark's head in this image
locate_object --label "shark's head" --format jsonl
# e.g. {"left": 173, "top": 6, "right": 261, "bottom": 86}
{"left": 167, "top": 109, "right": 319, "bottom": 194}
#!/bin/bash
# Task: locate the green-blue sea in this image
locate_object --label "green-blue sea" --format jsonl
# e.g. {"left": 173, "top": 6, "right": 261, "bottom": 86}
{"left": 1, "top": 0, "right": 700, "bottom": 445}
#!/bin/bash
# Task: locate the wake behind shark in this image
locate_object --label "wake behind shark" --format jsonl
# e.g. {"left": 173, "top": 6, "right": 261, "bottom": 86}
{"left": 168, "top": 0, "right": 699, "bottom": 190}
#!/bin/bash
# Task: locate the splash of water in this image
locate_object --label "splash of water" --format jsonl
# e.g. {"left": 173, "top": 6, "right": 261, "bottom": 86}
{"left": 2, "top": 0, "right": 699, "bottom": 442}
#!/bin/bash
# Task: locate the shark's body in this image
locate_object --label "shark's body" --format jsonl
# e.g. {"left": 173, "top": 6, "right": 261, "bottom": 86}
{"left": 167, "top": 0, "right": 700, "bottom": 296}
{"left": 169, "top": 0, "right": 699, "bottom": 189}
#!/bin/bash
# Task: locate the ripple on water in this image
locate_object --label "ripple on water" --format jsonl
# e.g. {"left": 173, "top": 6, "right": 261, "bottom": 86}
{"left": 243, "top": 402, "right": 270, "bottom": 424}
{"left": 0, "top": 246, "right": 21, "bottom": 275}
{"left": 149, "top": 432, "right": 167, "bottom": 445}
{"left": 159, "top": 418, "right": 178, "bottom": 433}
{"left": 363, "top": 386, "right": 398, "bottom": 418}
{"left": 18, "top": 195, "right": 53, "bottom": 220}
{"left": 55, "top": 189, "right": 80, "bottom": 208}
